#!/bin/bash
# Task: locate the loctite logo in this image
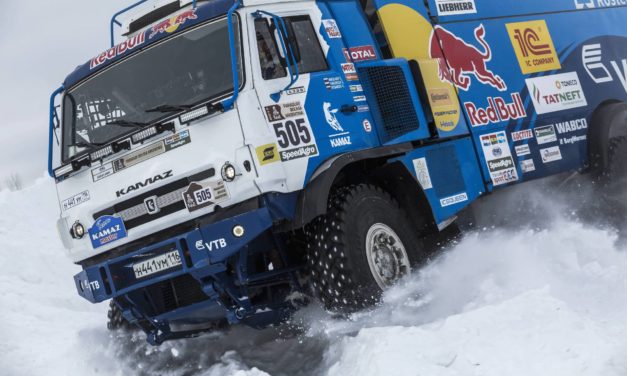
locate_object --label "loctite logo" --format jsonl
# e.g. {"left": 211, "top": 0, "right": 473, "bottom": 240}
{"left": 90, "top": 33, "right": 146, "bottom": 70}
{"left": 464, "top": 93, "right": 527, "bottom": 126}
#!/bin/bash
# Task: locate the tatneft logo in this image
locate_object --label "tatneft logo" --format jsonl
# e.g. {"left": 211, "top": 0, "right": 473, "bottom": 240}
{"left": 526, "top": 72, "right": 588, "bottom": 115}
{"left": 506, "top": 20, "right": 561, "bottom": 74}
{"left": 575, "top": 0, "right": 627, "bottom": 9}
{"left": 582, "top": 44, "right": 627, "bottom": 94}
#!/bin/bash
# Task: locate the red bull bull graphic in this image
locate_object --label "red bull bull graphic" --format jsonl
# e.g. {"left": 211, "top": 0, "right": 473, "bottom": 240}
{"left": 430, "top": 24, "right": 507, "bottom": 91}
{"left": 149, "top": 9, "right": 198, "bottom": 39}
{"left": 90, "top": 33, "right": 146, "bottom": 70}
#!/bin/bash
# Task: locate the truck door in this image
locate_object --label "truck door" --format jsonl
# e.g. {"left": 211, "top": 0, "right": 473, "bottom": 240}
{"left": 248, "top": 6, "right": 378, "bottom": 191}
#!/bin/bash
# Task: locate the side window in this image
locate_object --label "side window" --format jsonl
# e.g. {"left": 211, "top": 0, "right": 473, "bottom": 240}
{"left": 255, "top": 18, "right": 288, "bottom": 80}
{"left": 254, "top": 15, "right": 328, "bottom": 80}
{"left": 289, "top": 16, "right": 328, "bottom": 75}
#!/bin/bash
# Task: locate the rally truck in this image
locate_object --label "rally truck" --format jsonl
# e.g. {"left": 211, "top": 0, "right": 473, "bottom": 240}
{"left": 49, "top": 0, "right": 627, "bottom": 344}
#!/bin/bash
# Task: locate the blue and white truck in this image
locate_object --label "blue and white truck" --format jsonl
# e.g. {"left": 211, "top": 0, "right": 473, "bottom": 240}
{"left": 49, "top": 0, "right": 627, "bottom": 344}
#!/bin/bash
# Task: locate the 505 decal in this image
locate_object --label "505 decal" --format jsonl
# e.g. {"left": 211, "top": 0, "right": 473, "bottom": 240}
{"left": 272, "top": 118, "right": 319, "bottom": 161}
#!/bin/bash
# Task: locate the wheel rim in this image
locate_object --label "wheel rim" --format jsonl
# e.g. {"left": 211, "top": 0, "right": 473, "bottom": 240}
{"left": 365, "top": 223, "right": 411, "bottom": 289}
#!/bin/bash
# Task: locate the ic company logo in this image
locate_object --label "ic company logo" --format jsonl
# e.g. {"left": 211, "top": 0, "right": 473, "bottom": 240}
{"left": 506, "top": 20, "right": 561, "bottom": 74}
{"left": 430, "top": 24, "right": 507, "bottom": 91}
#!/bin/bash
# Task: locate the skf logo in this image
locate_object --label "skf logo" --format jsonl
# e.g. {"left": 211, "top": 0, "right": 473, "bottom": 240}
{"left": 255, "top": 144, "right": 280, "bottom": 166}
{"left": 506, "top": 20, "right": 561, "bottom": 74}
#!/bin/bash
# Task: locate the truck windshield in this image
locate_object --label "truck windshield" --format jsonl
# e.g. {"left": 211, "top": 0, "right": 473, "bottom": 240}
{"left": 62, "top": 15, "right": 242, "bottom": 162}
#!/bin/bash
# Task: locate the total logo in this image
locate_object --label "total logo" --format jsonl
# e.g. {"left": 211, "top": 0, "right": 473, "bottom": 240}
{"left": 464, "top": 93, "right": 527, "bottom": 126}
{"left": 149, "top": 9, "right": 198, "bottom": 39}
{"left": 575, "top": 0, "right": 627, "bottom": 9}
{"left": 343, "top": 46, "right": 377, "bottom": 62}
{"left": 430, "top": 24, "right": 507, "bottom": 91}
{"left": 582, "top": 43, "right": 627, "bottom": 94}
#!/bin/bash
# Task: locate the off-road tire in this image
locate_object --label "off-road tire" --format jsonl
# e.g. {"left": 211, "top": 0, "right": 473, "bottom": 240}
{"left": 606, "top": 136, "right": 627, "bottom": 186}
{"left": 107, "top": 300, "right": 131, "bottom": 331}
{"left": 306, "top": 184, "right": 426, "bottom": 313}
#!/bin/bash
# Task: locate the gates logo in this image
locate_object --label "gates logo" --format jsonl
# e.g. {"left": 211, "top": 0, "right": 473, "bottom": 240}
{"left": 430, "top": 24, "right": 507, "bottom": 91}
{"left": 506, "top": 20, "right": 561, "bottom": 74}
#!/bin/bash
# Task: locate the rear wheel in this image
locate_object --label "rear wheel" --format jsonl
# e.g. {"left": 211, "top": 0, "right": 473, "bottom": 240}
{"left": 306, "top": 184, "right": 427, "bottom": 312}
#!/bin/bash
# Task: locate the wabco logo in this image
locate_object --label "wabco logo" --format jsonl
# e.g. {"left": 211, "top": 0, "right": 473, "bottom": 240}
{"left": 430, "top": 24, "right": 507, "bottom": 91}
{"left": 506, "top": 20, "right": 561, "bottom": 74}
{"left": 116, "top": 171, "right": 173, "bottom": 197}
{"left": 582, "top": 43, "right": 627, "bottom": 93}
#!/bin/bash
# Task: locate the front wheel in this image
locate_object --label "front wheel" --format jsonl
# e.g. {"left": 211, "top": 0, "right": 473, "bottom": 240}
{"left": 306, "top": 184, "right": 427, "bottom": 312}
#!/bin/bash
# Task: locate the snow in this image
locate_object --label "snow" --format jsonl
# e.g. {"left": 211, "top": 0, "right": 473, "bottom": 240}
{"left": 1, "top": 177, "right": 627, "bottom": 375}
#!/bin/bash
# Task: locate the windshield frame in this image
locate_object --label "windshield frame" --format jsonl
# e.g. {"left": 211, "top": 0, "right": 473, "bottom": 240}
{"left": 60, "top": 12, "right": 245, "bottom": 165}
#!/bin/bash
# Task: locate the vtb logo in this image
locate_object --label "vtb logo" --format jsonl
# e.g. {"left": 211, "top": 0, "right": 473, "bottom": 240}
{"left": 506, "top": 20, "right": 561, "bottom": 74}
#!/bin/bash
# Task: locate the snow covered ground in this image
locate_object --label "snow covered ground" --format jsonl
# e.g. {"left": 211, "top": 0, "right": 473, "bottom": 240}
{"left": 2, "top": 176, "right": 627, "bottom": 376}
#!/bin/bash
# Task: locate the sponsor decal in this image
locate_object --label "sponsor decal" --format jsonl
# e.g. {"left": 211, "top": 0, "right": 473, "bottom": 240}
{"left": 363, "top": 119, "right": 373, "bottom": 133}
{"left": 440, "top": 192, "right": 469, "bottom": 207}
{"left": 575, "top": 0, "right": 627, "bottom": 9}
{"left": 511, "top": 129, "right": 534, "bottom": 142}
{"left": 88, "top": 215, "right": 127, "bottom": 249}
{"left": 526, "top": 72, "right": 588, "bottom": 115}
{"left": 541, "top": 146, "right": 563, "bottom": 163}
{"left": 324, "top": 77, "right": 344, "bottom": 90}
{"left": 91, "top": 131, "right": 189, "bottom": 182}
{"left": 349, "top": 84, "right": 363, "bottom": 93}
{"left": 264, "top": 102, "right": 304, "bottom": 122}
{"left": 271, "top": 117, "right": 319, "bottom": 162}
{"left": 62, "top": 190, "right": 90, "bottom": 212}
{"left": 561, "top": 134, "right": 587, "bottom": 145}
{"left": 343, "top": 46, "right": 377, "bottom": 62}
{"left": 521, "top": 159, "right": 536, "bottom": 173}
{"left": 515, "top": 144, "right": 531, "bottom": 156}
{"left": 582, "top": 43, "right": 627, "bottom": 94}
{"left": 357, "top": 105, "right": 370, "bottom": 113}
{"left": 322, "top": 19, "right": 342, "bottom": 39}
{"left": 330, "top": 136, "right": 352, "bottom": 148}
{"left": 535, "top": 125, "right": 558, "bottom": 145}
{"left": 116, "top": 171, "right": 173, "bottom": 198}
{"left": 286, "top": 86, "right": 306, "bottom": 95}
{"left": 90, "top": 33, "right": 145, "bottom": 69}
{"left": 183, "top": 180, "right": 229, "bottom": 213}
{"left": 430, "top": 24, "right": 506, "bottom": 91}
{"left": 149, "top": 9, "right": 198, "bottom": 39}
{"left": 435, "top": 0, "right": 477, "bottom": 16}
{"left": 464, "top": 93, "right": 526, "bottom": 126}
{"left": 429, "top": 88, "right": 453, "bottom": 107}
{"left": 555, "top": 118, "right": 588, "bottom": 134}
{"left": 353, "top": 95, "right": 367, "bottom": 102}
{"left": 506, "top": 20, "right": 561, "bottom": 74}
{"left": 480, "top": 131, "right": 519, "bottom": 186}
{"left": 412, "top": 158, "right": 433, "bottom": 190}
{"left": 255, "top": 143, "right": 280, "bottom": 166}
{"left": 341, "top": 63, "right": 359, "bottom": 81}
{"left": 195, "top": 238, "right": 228, "bottom": 252}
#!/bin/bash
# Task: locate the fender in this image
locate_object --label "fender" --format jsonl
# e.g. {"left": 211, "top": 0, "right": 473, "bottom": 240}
{"left": 291, "top": 143, "right": 414, "bottom": 229}
{"left": 588, "top": 102, "right": 627, "bottom": 177}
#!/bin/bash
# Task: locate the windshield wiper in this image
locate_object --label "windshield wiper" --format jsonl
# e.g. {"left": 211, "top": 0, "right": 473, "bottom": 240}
{"left": 145, "top": 104, "right": 194, "bottom": 113}
{"left": 68, "top": 141, "right": 106, "bottom": 150}
{"left": 106, "top": 119, "right": 150, "bottom": 128}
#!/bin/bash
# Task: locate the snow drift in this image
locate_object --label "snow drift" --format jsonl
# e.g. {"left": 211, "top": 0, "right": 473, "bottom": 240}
{"left": 1, "top": 177, "right": 627, "bottom": 376}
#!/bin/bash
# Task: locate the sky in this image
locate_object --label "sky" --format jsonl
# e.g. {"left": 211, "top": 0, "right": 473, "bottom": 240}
{"left": 0, "top": 0, "right": 133, "bottom": 188}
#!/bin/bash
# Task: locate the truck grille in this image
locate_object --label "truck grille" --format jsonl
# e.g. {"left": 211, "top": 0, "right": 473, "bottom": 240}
{"left": 93, "top": 168, "right": 215, "bottom": 230}
{"left": 130, "top": 274, "right": 209, "bottom": 317}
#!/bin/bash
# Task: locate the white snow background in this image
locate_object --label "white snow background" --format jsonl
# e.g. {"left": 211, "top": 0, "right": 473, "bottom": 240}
{"left": 1, "top": 175, "right": 627, "bottom": 376}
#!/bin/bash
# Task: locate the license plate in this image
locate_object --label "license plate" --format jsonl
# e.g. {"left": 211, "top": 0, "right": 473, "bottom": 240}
{"left": 133, "top": 250, "right": 182, "bottom": 279}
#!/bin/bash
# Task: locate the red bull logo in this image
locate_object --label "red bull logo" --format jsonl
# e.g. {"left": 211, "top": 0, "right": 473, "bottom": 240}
{"left": 429, "top": 24, "right": 507, "bottom": 91}
{"left": 149, "top": 9, "right": 198, "bottom": 39}
{"left": 90, "top": 33, "right": 146, "bottom": 70}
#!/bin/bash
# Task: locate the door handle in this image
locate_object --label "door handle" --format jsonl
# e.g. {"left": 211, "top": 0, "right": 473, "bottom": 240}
{"left": 340, "top": 105, "right": 358, "bottom": 114}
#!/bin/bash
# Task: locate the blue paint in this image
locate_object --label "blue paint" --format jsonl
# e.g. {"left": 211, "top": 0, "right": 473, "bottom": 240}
{"left": 220, "top": 0, "right": 242, "bottom": 110}
{"left": 48, "top": 86, "right": 64, "bottom": 178}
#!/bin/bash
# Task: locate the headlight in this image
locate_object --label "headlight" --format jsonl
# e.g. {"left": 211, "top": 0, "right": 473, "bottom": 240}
{"left": 221, "top": 163, "right": 237, "bottom": 182}
{"left": 70, "top": 221, "right": 85, "bottom": 239}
